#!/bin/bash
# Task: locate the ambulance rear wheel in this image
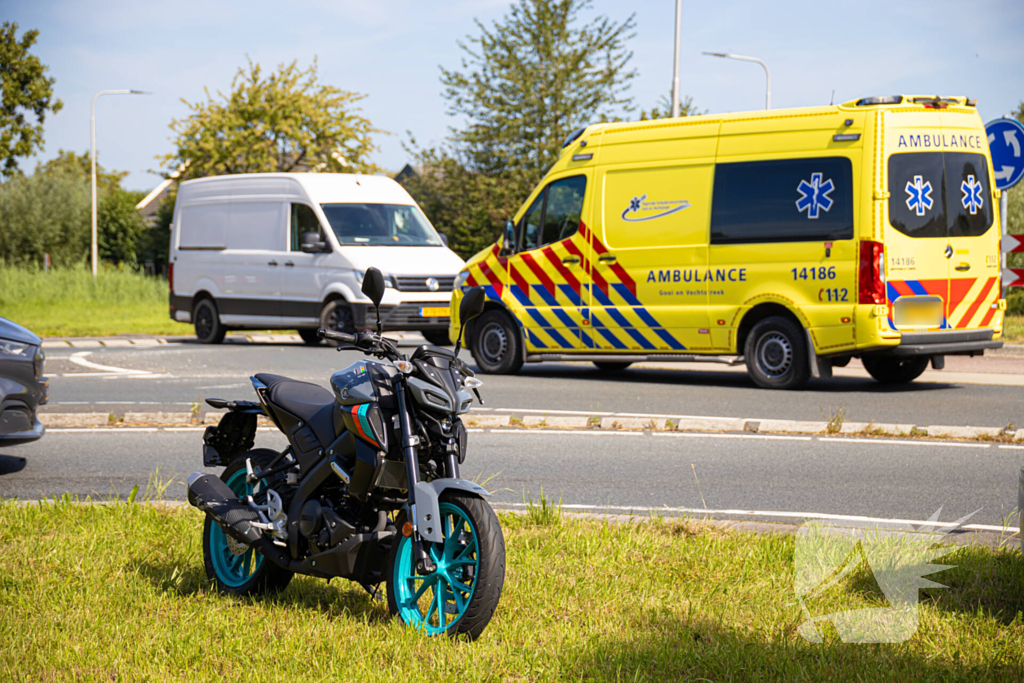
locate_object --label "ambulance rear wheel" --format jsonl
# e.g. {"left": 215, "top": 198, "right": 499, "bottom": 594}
{"left": 744, "top": 316, "right": 810, "bottom": 390}
{"left": 469, "top": 310, "right": 523, "bottom": 375}
{"left": 861, "top": 356, "right": 929, "bottom": 384}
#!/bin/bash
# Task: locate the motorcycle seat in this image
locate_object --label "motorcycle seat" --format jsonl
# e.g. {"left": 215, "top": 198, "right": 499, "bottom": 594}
{"left": 254, "top": 373, "right": 336, "bottom": 446}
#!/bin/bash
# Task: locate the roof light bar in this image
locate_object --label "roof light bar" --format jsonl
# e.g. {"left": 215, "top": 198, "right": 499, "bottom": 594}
{"left": 855, "top": 95, "right": 903, "bottom": 106}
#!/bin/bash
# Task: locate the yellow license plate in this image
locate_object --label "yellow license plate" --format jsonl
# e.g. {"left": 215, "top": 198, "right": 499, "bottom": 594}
{"left": 894, "top": 296, "right": 943, "bottom": 329}
{"left": 419, "top": 307, "right": 450, "bottom": 318}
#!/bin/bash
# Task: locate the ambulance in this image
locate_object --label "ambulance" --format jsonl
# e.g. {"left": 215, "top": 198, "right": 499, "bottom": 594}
{"left": 449, "top": 95, "right": 1004, "bottom": 389}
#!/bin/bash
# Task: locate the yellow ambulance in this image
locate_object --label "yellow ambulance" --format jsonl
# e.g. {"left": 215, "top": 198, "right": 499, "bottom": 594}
{"left": 449, "top": 95, "right": 1004, "bottom": 389}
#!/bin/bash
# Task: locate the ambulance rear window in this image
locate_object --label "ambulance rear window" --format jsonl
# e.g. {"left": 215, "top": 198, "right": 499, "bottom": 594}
{"left": 887, "top": 152, "right": 992, "bottom": 238}
{"left": 710, "top": 157, "right": 854, "bottom": 244}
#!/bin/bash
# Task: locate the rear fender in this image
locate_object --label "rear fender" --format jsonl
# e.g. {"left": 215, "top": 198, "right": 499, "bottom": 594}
{"left": 412, "top": 479, "right": 490, "bottom": 543}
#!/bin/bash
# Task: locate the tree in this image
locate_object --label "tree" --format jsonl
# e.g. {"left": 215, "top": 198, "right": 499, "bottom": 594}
{"left": 161, "top": 58, "right": 382, "bottom": 180}
{"left": 98, "top": 189, "right": 148, "bottom": 266}
{"left": 0, "top": 152, "right": 144, "bottom": 267}
{"left": 36, "top": 149, "right": 128, "bottom": 194}
{"left": 440, "top": 0, "right": 636, "bottom": 189}
{"left": 0, "top": 22, "right": 63, "bottom": 178}
{"left": 401, "top": 0, "right": 637, "bottom": 258}
{"left": 638, "top": 93, "right": 704, "bottom": 121}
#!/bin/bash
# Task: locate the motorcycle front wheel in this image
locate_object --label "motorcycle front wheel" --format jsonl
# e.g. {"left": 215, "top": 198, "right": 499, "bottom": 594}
{"left": 386, "top": 491, "right": 505, "bottom": 639}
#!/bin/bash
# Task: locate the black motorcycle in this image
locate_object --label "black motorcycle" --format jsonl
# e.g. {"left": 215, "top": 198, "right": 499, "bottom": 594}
{"left": 186, "top": 268, "right": 504, "bottom": 639}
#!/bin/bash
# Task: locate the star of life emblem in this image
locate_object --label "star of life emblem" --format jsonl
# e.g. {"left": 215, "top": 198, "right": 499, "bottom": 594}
{"left": 905, "top": 175, "right": 934, "bottom": 217}
{"left": 795, "top": 173, "right": 835, "bottom": 219}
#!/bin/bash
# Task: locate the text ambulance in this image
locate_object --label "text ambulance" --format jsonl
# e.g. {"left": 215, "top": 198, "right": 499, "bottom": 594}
{"left": 449, "top": 95, "right": 1003, "bottom": 389}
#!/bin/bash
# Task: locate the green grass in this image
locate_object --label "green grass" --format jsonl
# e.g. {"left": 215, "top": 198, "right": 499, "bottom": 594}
{"left": 1, "top": 498, "right": 1023, "bottom": 681}
{"left": 0, "top": 263, "right": 192, "bottom": 337}
{"left": 1002, "top": 314, "right": 1024, "bottom": 343}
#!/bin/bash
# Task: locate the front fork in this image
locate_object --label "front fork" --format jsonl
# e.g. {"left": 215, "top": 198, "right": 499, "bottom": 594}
{"left": 394, "top": 377, "right": 436, "bottom": 574}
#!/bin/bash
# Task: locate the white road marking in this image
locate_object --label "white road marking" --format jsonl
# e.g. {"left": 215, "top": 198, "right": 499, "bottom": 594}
{"left": 819, "top": 437, "right": 992, "bottom": 449}
{"left": 998, "top": 445, "right": 1024, "bottom": 450}
{"left": 489, "top": 429, "right": 643, "bottom": 436}
{"left": 48, "top": 427, "right": 160, "bottom": 433}
{"left": 51, "top": 351, "right": 167, "bottom": 379}
{"left": 491, "top": 407, "right": 615, "bottom": 416}
{"left": 654, "top": 432, "right": 813, "bottom": 442}
{"left": 498, "top": 502, "right": 1018, "bottom": 534}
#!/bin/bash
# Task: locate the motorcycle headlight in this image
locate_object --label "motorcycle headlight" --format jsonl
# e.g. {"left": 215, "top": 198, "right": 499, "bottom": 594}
{"left": 0, "top": 340, "right": 30, "bottom": 357}
{"left": 453, "top": 271, "right": 470, "bottom": 289}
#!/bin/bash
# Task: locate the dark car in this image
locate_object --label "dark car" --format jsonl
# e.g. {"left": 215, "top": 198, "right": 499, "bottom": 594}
{"left": 0, "top": 317, "right": 47, "bottom": 445}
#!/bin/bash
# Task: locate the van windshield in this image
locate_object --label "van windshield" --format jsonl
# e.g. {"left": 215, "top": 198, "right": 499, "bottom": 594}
{"left": 319, "top": 203, "right": 443, "bottom": 246}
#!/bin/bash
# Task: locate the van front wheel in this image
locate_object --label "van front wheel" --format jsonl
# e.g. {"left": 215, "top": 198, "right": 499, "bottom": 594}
{"left": 744, "top": 316, "right": 810, "bottom": 390}
{"left": 861, "top": 356, "right": 929, "bottom": 384}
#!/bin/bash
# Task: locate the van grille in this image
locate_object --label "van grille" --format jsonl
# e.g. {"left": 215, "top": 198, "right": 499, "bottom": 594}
{"left": 394, "top": 276, "right": 455, "bottom": 293}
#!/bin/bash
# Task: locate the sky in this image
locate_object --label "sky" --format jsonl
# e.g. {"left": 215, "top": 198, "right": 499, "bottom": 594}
{"left": 6, "top": 0, "right": 1024, "bottom": 192}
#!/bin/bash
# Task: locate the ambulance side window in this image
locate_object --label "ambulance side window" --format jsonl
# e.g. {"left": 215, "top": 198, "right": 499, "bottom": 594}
{"left": 519, "top": 194, "right": 545, "bottom": 252}
{"left": 710, "top": 157, "right": 853, "bottom": 244}
{"left": 542, "top": 176, "right": 587, "bottom": 244}
{"left": 517, "top": 175, "right": 587, "bottom": 252}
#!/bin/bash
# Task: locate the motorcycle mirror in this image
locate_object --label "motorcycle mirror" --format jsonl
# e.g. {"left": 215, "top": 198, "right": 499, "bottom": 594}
{"left": 361, "top": 267, "right": 386, "bottom": 308}
{"left": 459, "top": 286, "right": 486, "bottom": 323}
{"left": 361, "top": 267, "right": 386, "bottom": 334}
{"left": 453, "top": 286, "right": 487, "bottom": 358}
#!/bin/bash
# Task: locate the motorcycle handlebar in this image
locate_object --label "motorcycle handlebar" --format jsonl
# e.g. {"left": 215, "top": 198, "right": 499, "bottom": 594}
{"left": 316, "top": 328, "right": 357, "bottom": 344}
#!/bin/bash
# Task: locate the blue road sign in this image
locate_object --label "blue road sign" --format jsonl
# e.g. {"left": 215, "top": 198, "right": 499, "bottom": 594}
{"left": 986, "top": 117, "right": 1024, "bottom": 191}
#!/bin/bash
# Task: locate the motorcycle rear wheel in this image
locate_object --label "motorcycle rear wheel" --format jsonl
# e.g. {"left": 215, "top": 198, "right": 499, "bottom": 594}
{"left": 202, "top": 451, "right": 293, "bottom": 596}
{"left": 386, "top": 492, "right": 505, "bottom": 639}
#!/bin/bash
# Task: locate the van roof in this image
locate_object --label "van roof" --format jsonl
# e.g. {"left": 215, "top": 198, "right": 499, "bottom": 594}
{"left": 579, "top": 95, "right": 979, "bottom": 140}
{"left": 177, "top": 172, "right": 415, "bottom": 206}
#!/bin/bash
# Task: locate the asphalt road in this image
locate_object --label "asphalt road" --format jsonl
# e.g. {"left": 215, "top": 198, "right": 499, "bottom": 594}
{"left": 2, "top": 428, "right": 1019, "bottom": 529}
{"left": 40, "top": 341, "right": 1024, "bottom": 428}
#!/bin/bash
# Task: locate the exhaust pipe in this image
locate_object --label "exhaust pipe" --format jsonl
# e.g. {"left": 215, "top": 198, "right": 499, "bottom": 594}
{"left": 186, "top": 472, "right": 296, "bottom": 569}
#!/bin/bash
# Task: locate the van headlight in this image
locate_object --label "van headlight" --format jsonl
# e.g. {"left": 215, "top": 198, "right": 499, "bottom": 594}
{"left": 453, "top": 271, "right": 469, "bottom": 289}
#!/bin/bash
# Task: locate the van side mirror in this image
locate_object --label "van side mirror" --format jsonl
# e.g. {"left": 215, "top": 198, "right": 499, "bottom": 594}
{"left": 500, "top": 220, "right": 516, "bottom": 255}
{"left": 459, "top": 286, "right": 486, "bottom": 324}
{"left": 301, "top": 231, "right": 327, "bottom": 253}
{"left": 438, "top": 233, "right": 449, "bottom": 248}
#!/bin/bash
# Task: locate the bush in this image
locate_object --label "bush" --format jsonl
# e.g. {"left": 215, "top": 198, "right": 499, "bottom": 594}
{"left": 0, "top": 166, "right": 90, "bottom": 266}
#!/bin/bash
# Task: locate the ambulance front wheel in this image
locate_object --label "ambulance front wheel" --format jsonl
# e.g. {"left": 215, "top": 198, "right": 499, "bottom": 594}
{"left": 861, "top": 356, "right": 929, "bottom": 384}
{"left": 744, "top": 316, "right": 811, "bottom": 390}
{"left": 469, "top": 310, "right": 524, "bottom": 374}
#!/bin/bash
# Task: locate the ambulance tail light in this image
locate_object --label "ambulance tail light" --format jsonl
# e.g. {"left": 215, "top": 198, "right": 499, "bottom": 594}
{"left": 859, "top": 240, "right": 886, "bottom": 305}
{"left": 168, "top": 263, "right": 174, "bottom": 291}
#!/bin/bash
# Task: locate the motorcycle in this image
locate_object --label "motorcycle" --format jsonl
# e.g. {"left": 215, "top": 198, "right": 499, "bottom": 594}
{"left": 185, "top": 268, "right": 504, "bottom": 639}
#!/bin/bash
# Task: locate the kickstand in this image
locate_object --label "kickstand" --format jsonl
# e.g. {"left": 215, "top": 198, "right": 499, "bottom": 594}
{"left": 361, "top": 582, "right": 384, "bottom": 602}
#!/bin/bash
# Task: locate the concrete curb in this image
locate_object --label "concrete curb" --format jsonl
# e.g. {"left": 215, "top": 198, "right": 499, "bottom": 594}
{"left": 39, "top": 409, "right": 1023, "bottom": 444}
{"left": 40, "top": 331, "right": 432, "bottom": 349}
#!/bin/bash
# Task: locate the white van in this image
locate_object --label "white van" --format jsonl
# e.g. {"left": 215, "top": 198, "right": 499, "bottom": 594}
{"left": 168, "top": 173, "right": 465, "bottom": 345}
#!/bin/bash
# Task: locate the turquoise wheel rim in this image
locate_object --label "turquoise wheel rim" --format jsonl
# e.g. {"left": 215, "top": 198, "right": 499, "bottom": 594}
{"left": 209, "top": 468, "right": 264, "bottom": 587}
{"left": 393, "top": 502, "right": 480, "bottom": 635}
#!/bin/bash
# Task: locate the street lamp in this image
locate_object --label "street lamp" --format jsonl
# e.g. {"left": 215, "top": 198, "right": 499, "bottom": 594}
{"left": 670, "top": 0, "right": 682, "bottom": 118}
{"left": 702, "top": 52, "right": 771, "bottom": 110}
{"left": 90, "top": 89, "right": 150, "bottom": 278}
